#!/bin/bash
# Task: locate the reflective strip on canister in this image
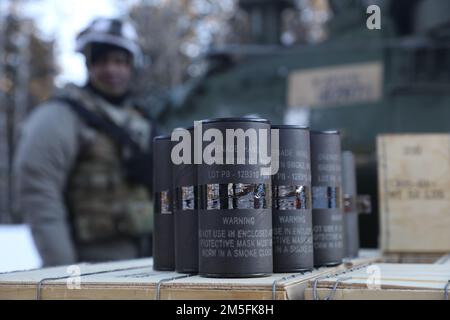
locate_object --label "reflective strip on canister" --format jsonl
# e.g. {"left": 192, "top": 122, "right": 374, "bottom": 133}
{"left": 310, "top": 131, "right": 344, "bottom": 267}
{"left": 153, "top": 136, "right": 174, "bottom": 271}
{"left": 198, "top": 118, "right": 273, "bottom": 278}
{"left": 173, "top": 127, "right": 199, "bottom": 273}
{"left": 272, "top": 125, "right": 313, "bottom": 272}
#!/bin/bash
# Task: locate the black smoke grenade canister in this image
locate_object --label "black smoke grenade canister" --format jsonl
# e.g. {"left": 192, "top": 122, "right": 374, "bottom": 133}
{"left": 342, "top": 151, "right": 360, "bottom": 258}
{"left": 153, "top": 136, "right": 174, "bottom": 271}
{"left": 272, "top": 125, "right": 313, "bottom": 272}
{"left": 172, "top": 127, "right": 198, "bottom": 273}
{"left": 310, "top": 131, "right": 344, "bottom": 267}
{"left": 198, "top": 118, "right": 273, "bottom": 278}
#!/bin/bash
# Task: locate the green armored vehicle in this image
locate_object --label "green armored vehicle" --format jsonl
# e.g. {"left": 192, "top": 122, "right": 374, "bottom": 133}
{"left": 156, "top": 0, "right": 450, "bottom": 247}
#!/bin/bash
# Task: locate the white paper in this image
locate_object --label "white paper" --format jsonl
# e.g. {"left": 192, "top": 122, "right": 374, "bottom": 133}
{"left": 0, "top": 225, "right": 42, "bottom": 273}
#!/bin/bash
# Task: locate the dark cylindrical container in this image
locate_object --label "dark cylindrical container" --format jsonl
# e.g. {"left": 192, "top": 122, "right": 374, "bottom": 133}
{"left": 272, "top": 125, "right": 314, "bottom": 272}
{"left": 173, "top": 127, "right": 198, "bottom": 273}
{"left": 198, "top": 118, "right": 273, "bottom": 278}
{"left": 153, "top": 136, "right": 174, "bottom": 271}
{"left": 310, "top": 131, "right": 344, "bottom": 267}
{"left": 342, "top": 151, "right": 359, "bottom": 258}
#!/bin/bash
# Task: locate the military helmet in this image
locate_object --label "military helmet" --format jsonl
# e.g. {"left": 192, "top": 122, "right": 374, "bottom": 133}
{"left": 76, "top": 18, "right": 142, "bottom": 66}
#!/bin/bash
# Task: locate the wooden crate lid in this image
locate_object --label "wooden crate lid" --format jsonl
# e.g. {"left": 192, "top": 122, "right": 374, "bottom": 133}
{"left": 306, "top": 263, "right": 450, "bottom": 300}
{"left": 0, "top": 252, "right": 381, "bottom": 300}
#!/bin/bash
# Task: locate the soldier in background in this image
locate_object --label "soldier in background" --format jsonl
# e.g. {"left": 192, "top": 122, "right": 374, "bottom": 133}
{"left": 14, "top": 18, "right": 158, "bottom": 267}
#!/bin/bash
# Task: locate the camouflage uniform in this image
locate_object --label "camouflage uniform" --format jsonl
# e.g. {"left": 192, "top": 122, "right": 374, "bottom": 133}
{"left": 14, "top": 84, "right": 155, "bottom": 266}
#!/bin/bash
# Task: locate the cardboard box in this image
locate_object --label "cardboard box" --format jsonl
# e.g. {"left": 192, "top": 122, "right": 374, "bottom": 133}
{"left": 377, "top": 134, "right": 450, "bottom": 253}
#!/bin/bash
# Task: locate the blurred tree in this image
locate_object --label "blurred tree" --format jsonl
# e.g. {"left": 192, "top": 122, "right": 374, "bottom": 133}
{"left": 0, "top": 6, "right": 57, "bottom": 223}
{"left": 282, "top": 0, "right": 332, "bottom": 45}
{"left": 129, "top": 0, "right": 331, "bottom": 105}
{"left": 129, "top": 0, "right": 250, "bottom": 110}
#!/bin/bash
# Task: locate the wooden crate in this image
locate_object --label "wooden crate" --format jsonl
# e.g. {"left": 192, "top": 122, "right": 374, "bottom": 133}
{"left": 382, "top": 252, "right": 448, "bottom": 264}
{"left": 305, "top": 263, "right": 450, "bottom": 300}
{"left": 0, "top": 253, "right": 381, "bottom": 300}
{"left": 377, "top": 134, "right": 450, "bottom": 253}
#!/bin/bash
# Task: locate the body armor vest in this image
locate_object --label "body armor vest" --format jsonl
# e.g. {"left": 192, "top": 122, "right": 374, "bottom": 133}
{"left": 63, "top": 85, "right": 154, "bottom": 243}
